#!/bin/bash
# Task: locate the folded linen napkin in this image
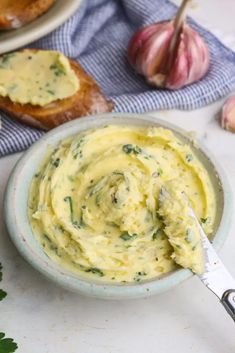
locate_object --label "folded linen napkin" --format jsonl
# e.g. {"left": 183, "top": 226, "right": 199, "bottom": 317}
{"left": 1, "top": 0, "right": 235, "bottom": 156}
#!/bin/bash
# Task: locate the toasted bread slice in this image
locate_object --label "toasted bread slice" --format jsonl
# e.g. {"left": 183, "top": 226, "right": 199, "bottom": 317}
{"left": 0, "top": 56, "right": 114, "bottom": 130}
{"left": 0, "top": 0, "right": 55, "bottom": 30}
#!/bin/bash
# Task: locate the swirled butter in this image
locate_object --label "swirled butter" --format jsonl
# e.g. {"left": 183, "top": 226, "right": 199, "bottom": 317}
{"left": 0, "top": 50, "right": 79, "bottom": 106}
{"left": 28, "top": 125, "right": 216, "bottom": 283}
{"left": 158, "top": 181, "right": 205, "bottom": 274}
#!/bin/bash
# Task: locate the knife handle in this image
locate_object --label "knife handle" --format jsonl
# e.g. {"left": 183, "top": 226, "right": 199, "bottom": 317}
{"left": 221, "top": 289, "right": 235, "bottom": 322}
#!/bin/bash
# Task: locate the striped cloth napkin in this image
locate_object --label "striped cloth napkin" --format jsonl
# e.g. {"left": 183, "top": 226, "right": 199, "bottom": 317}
{"left": 1, "top": 0, "right": 235, "bottom": 156}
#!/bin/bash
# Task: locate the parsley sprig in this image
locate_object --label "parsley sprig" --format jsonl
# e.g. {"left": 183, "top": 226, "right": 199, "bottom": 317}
{"left": 0, "top": 290, "right": 7, "bottom": 301}
{"left": 0, "top": 263, "right": 18, "bottom": 352}
{"left": 0, "top": 333, "right": 18, "bottom": 353}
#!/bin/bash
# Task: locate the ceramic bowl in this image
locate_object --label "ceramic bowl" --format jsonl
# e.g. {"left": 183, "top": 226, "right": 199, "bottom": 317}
{"left": 4, "top": 113, "right": 233, "bottom": 299}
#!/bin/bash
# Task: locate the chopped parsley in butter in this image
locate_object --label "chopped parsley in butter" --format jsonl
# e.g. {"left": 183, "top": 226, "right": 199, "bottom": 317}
{"left": 28, "top": 125, "right": 216, "bottom": 283}
{"left": 0, "top": 50, "right": 79, "bottom": 106}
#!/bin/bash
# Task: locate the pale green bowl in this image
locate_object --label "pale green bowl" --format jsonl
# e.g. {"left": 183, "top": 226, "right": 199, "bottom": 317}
{"left": 4, "top": 113, "right": 233, "bottom": 299}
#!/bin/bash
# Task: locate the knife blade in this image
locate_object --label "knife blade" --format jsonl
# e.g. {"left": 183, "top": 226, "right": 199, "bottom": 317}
{"left": 188, "top": 204, "right": 235, "bottom": 321}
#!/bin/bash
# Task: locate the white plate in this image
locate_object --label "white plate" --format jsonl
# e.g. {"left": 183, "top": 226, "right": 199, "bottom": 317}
{"left": 0, "top": 0, "right": 83, "bottom": 54}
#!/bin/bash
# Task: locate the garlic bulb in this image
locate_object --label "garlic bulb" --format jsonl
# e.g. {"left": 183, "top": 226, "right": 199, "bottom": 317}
{"left": 221, "top": 96, "right": 235, "bottom": 133}
{"left": 127, "top": 0, "right": 210, "bottom": 90}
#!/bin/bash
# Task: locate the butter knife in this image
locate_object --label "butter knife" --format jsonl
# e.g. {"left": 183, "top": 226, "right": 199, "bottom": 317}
{"left": 188, "top": 205, "right": 235, "bottom": 322}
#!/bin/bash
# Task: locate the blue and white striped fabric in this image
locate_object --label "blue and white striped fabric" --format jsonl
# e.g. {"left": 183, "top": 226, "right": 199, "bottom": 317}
{"left": 1, "top": 0, "right": 235, "bottom": 156}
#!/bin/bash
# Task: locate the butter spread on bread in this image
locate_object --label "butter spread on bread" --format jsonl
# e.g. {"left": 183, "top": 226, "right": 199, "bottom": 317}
{"left": 0, "top": 50, "right": 79, "bottom": 106}
{"left": 0, "top": 49, "right": 113, "bottom": 130}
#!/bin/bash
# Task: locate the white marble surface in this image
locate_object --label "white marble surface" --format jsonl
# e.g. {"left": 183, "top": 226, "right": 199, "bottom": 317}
{"left": 1, "top": 1, "right": 235, "bottom": 353}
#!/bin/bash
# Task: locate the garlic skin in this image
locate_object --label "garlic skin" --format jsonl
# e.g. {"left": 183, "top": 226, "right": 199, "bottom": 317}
{"left": 127, "top": 21, "right": 210, "bottom": 90}
{"left": 221, "top": 96, "right": 235, "bottom": 133}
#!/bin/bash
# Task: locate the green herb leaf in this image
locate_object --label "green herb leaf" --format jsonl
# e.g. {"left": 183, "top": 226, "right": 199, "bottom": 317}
{"left": 49, "top": 63, "right": 65, "bottom": 76}
{"left": 134, "top": 146, "right": 142, "bottom": 154}
{"left": 0, "top": 53, "right": 15, "bottom": 68}
{"left": 64, "top": 197, "right": 84, "bottom": 229}
{"left": 0, "top": 290, "right": 7, "bottom": 301}
{"left": 111, "top": 193, "right": 118, "bottom": 204}
{"left": 0, "top": 332, "right": 18, "bottom": 353}
{"left": 112, "top": 171, "right": 124, "bottom": 176}
{"left": 134, "top": 271, "right": 147, "bottom": 282}
{"left": 67, "top": 175, "right": 74, "bottom": 182}
{"left": 52, "top": 158, "right": 60, "bottom": 167}
{"left": 64, "top": 196, "right": 73, "bottom": 216}
{"left": 120, "top": 232, "right": 137, "bottom": 241}
{"left": 79, "top": 207, "right": 86, "bottom": 228}
{"left": 72, "top": 137, "right": 85, "bottom": 159}
{"left": 152, "top": 229, "right": 162, "bottom": 240}
{"left": 200, "top": 217, "right": 208, "bottom": 224}
{"left": 137, "top": 271, "right": 147, "bottom": 276}
{"left": 95, "top": 194, "right": 101, "bottom": 206}
{"left": 186, "top": 154, "right": 193, "bottom": 163}
{"left": 157, "top": 168, "right": 163, "bottom": 176}
{"left": 72, "top": 221, "right": 82, "bottom": 229}
{"left": 85, "top": 267, "right": 104, "bottom": 277}
{"left": 77, "top": 138, "right": 85, "bottom": 149}
{"left": 106, "top": 221, "right": 118, "bottom": 228}
{"left": 57, "top": 225, "right": 65, "bottom": 233}
{"left": 122, "top": 144, "right": 142, "bottom": 155}
{"left": 122, "top": 144, "right": 133, "bottom": 154}
{"left": 47, "top": 89, "right": 55, "bottom": 95}
{"left": 88, "top": 176, "right": 107, "bottom": 197}
{"left": 43, "top": 234, "right": 51, "bottom": 243}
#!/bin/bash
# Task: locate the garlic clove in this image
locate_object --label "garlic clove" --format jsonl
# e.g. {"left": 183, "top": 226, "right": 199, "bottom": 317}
{"left": 128, "top": 24, "right": 163, "bottom": 68}
{"left": 165, "top": 35, "right": 189, "bottom": 89}
{"left": 166, "top": 25, "right": 210, "bottom": 89}
{"left": 128, "top": 22, "right": 175, "bottom": 77}
{"left": 184, "top": 26, "right": 210, "bottom": 83}
{"left": 135, "top": 22, "right": 175, "bottom": 77}
{"left": 221, "top": 96, "right": 235, "bottom": 133}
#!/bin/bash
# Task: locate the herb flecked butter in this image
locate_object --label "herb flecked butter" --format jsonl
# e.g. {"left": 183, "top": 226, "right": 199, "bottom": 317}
{"left": 28, "top": 125, "right": 216, "bottom": 283}
{"left": 0, "top": 50, "right": 79, "bottom": 106}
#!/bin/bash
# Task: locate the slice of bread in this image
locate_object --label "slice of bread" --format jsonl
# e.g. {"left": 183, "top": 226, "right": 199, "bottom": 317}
{"left": 0, "top": 0, "right": 55, "bottom": 30}
{"left": 0, "top": 53, "right": 114, "bottom": 130}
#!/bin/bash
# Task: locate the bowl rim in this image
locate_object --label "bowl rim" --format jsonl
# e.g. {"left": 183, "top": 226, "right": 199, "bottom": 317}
{"left": 3, "top": 113, "right": 233, "bottom": 299}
